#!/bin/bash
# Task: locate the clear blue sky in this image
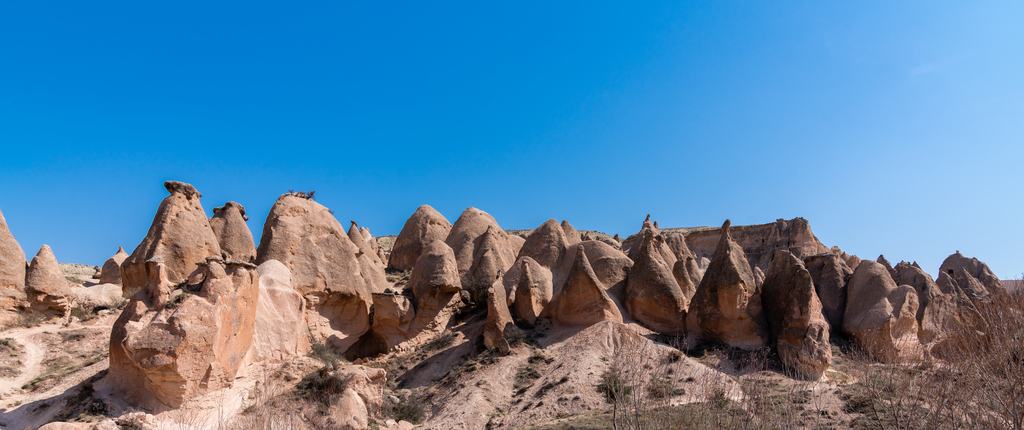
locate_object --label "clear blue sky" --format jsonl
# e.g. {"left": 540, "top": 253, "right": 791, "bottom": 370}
{"left": 1, "top": 2, "right": 1021, "bottom": 278}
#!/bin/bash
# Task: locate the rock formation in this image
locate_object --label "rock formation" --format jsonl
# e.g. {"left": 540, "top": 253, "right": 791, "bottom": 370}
{"left": 843, "top": 260, "right": 921, "bottom": 362}
{"left": 0, "top": 206, "right": 25, "bottom": 293}
{"left": 560, "top": 220, "right": 581, "bottom": 246}
{"left": 893, "top": 261, "right": 942, "bottom": 321}
{"left": 25, "top": 245, "right": 73, "bottom": 318}
{"left": 760, "top": 250, "right": 831, "bottom": 379}
{"left": 110, "top": 257, "right": 260, "bottom": 407}
{"left": 256, "top": 192, "right": 385, "bottom": 353}
{"left": 680, "top": 217, "right": 829, "bottom": 273}
{"left": 484, "top": 275, "right": 516, "bottom": 349}
{"left": 803, "top": 253, "right": 852, "bottom": 333}
{"left": 622, "top": 215, "right": 677, "bottom": 269}
{"left": 445, "top": 208, "right": 518, "bottom": 302}
{"left": 512, "top": 257, "right": 552, "bottom": 325}
{"left": 671, "top": 256, "right": 702, "bottom": 302}
{"left": 209, "top": 201, "right": 256, "bottom": 263}
{"left": 686, "top": 220, "right": 769, "bottom": 350}
{"left": 939, "top": 251, "right": 1004, "bottom": 299}
{"left": 100, "top": 247, "right": 129, "bottom": 286}
{"left": 69, "top": 283, "right": 124, "bottom": 311}
{"left": 252, "top": 260, "right": 311, "bottom": 362}
{"left": 544, "top": 245, "right": 622, "bottom": 326}
{"left": 624, "top": 229, "right": 687, "bottom": 335}
{"left": 120, "top": 181, "right": 222, "bottom": 297}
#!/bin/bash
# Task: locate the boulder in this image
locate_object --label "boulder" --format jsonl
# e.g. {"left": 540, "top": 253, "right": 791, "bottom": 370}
{"left": 110, "top": 258, "right": 260, "bottom": 407}
{"left": 624, "top": 229, "right": 687, "bottom": 335}
{"left": 256, "top": 193, "right": 384, "bottom": 353}
{"left": 561, "top": 220, "right": 582, "bottom": 246}
{"left": 803, "top": 253, "right": 852, "bottom": 333}
{"left": 893, "top": 261, "right": 943, "bottom": 321}
{"left": 760, "top": 250, "right": 831, "bottom": 380}
{"left": 99, "top": 247, "right": 129, "bottom": 286}
{"left": 0, "top": 206, "right": 26, "bottom": 293}
{"left": 25, "top": 245, "right": 73, "bottom": 318}
{"left": 69, "top": 283, "right": 124, "bottom": 311}
{"left": 686, "top": 220, "right": 769, "bottom": 350}
{"left": 512, "top": 257, "right": 552, "bottom": 325}
{"left": 252, "top": 260, "right": 311, "bottom": 362}
{"left": 336, "top": 388, "right": 370, "bottom": 430}
{"left": 484, "top": 275, "right": 515, "bottom": 349}
{"left": 209, "top": 201, "right": 256, "bottom": 263}
{"left": 843, "top": 260, "right": 921, "bottom": 362}
{"left": 445, "top": 208, "right": 518, "bottom": 302}
{"left": 388, "top": 206, "right": 453, "bottom": 272}
{"left": 120, "top": 181, "right": 222, "bottom": 297}
{"left": 544, "top": 245, "right": 622, "bottom": 326}
{"left": 939, "top": 251, "right": 1004, "bottom": 298}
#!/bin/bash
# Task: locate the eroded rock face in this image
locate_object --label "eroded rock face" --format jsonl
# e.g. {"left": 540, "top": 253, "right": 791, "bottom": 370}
{"left": 100, "top": 247, "right": 129, "bottom": 286}
{"left": 513, "top": 257, "right": 552, "bottom": 325}
{"left": 445, "top": 208, "right": 518, "bottom": 302}
{"left": 622, "top": 215, "right": 677, "bottom": 269}
{"left": 255, "top": 193, "right": 384, "bottom": 353}
{"left": 110, "top": 258, "right": 260, "bottom": 407}
{"left": 843, "top": 260, "right": 921, "bottom": 362}
{"left": 69, "top": 283, "right": 124, "bottom": 311}
{"left": 209, "top": 201, "right": 256, "bottom": 263}
{"left": 671, "top": 257, "right": 701, "bottom": 302}
{"left": 561, "top": 220, "right": 582, "bottom": 246}
{"left": 484, "top": 276, "right": 516, "bottom": 349}
{"left": 252, "top": 260, "right": 310, "bottom": 362}
{"left": 121, "top": 181, "right": 222, "bottom": 297}
{"left": 760, "top": 250, "right": 831, "bottom": 380}
{"left": 545, "top": 245, "right": 622, "bottom": 326}
{"left": 0, "top": 207, "right": 26, "bottom": 293}
{"left": 25, "top": 245, "right": 72, "bottom": 318}
{"left": 803, "top": 253, "right": 852, "bottom": 333}
{"left": 389, "top": 206, "right": 454, "bottom": 272}
{"left": 624, "top": 229, "right": 687, "bottom": 335}
{"left": 894, "top": 261, "right": 942, "bottom": 322}
{"left": 939, "top": 252, "right": 1004, "bottom": 299}
{"left": 363, "top": 241, "right": 463, "bottom": 354}
{"left": 686, "top": 220, "right": 769, "bottom": 350}
{"left": 682, "top": 217, "right": 829, "bottom": 273}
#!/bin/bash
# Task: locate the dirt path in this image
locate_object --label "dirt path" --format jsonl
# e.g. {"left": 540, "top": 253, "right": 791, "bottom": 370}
{"left": 0, "top": 324, "right": 55, "bottom": 398}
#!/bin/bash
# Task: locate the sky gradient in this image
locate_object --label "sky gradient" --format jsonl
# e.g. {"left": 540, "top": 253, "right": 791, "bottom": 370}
{"left": 1, "top": 1, "right": 1021, "bottom": 278}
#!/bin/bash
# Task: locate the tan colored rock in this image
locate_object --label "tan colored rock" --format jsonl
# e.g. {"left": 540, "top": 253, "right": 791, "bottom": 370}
{"left": 69, "top": 283, "right": 124, "bottom": 311}
{"left": 671, "top": 257, "right": 700, "bottom": 303}
{"left": 336, "top": 387, "right": 370, "bottom": 430}
{"left": 121, "top": 181, "right": 222, "bottom": 298}
{"left": 332, "top": 364, "right": 387, "bottom": 413}
{"left": 110, "top": 258, "right": 260, "bottom": 407}
{"left": 445, "top": 208, "right": 518, "bottom": 302}
{"left": 939, "top": 251, "right": 1004, "bottom": 298}
{"left": 545, "top": 245, "right": 622, "bottom": 326}
{"left": 484, "top": 275, "right": 515, "bottom": 349}
{"left": 388, "top": 205, "right": 452, "bottom": 272}
{"left": 843, "top": 260, "right": 921, "bottom": 362}
{"left": 761, "top": 250, "right": 831, "bottom": 380}
{"left": 753, "top": 266, "right": 765, "bottom": 288}
{"left": 625, "top": 229, "right": 687, "bottom": 335}
{"left": 25, "top": 245, "right": 73, "bottom": 318}
{"left": 253, "top": 260, "right": 311, "bottom": 362}
{"left": 894, "top": 261, "right": 942, "bottom": 321}
{"left": 210, "top": 201, "right": 256, "bottom": 263}
{"left": 561, "top": 220, "right": 582, "bottom": 246}
{"left": 622, "top": 215, "right": 677, "bottom": 269}
{"left": 680, "top": 217, "right": 829, "bottom": 273}
{"left": 99, "top": 247, "right": 129, "bottom": 286}
{"left": 0, "top": 206, "right": 25, "bottom": 293}
{"left": 686, "top": 220, "right": 769, "bottom": 350}
{"left": 803, "top": 253, "right": 852, "bottom": 333}
{"left": 513, "top": 257, "right": 552, "bottom": 325}
{"left": 578, "top": 240, "right": 633, "bottom": 296}
{"left": 255, "top": 193, "right": 383, "bottom": 353}
{"left": 830, "top": 246, "right": 862, "bottom": 271}
{"left": 518, "top": 219, "right": 569, "bottom": 270}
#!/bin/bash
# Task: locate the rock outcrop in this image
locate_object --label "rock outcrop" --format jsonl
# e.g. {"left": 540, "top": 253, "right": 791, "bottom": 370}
{"left": 803, "top": 253, "right": 852, "bottom": 333}
{"left": 484, "top": 276, "right": 516, "bottom": 349}
{"left": 671, "top": 256, "right": 702, "bottom": 302}
{"left": 100, "top": 247, "right": 129, "bottom": 286}
{"left": 512, "top": 257, "right": 552, "bottom": 325}
{"left": 256, "top": 192, "right": 385, "bottom": 353}
{"left": 893, "top": 261, "right": 942, "bottom": 321}
{"left": 624, "top": 229, "right": 687, "bottom": 335}
{"left": 680, "top": 217, "right": 829, "bottom": 273}
{"left": 445, "top": 208, "right": 518, "bottom": 302}
{"left": 843, "top": 260, "right": 921, "bottom": 362}
{"left": 110, "top": 257, "right": 260, "bottom": 407}
{"left": 209, "top": 201, "right": 256, "bottom": 263}
{"left": 561, "top": 220, "right": 581, "bottom": 246}
{"left": 686, "top": 220, "right": 769, "bottom": 350}
{"left": 545, "top": 245, "right": 622, "bottom": 326}
{"left": 252, "top": 260, "right": 311, "bottom": 362}
{"left": 0, "top": 206, "right": 25, "bottom": 293}
{"left": 939, "top": 252, "right": 1004, "bottom": 299}
{"left": 69, "top": 283, "right": 124, "bottom": 311}
{"left": 120, "top": 181, "right": 222, "bottom": 297}
{"left": 25, "top": 245, "right": 72, "bottom": 318}
{"left": 760, "top": 250, "right": 831, "bottom": 379}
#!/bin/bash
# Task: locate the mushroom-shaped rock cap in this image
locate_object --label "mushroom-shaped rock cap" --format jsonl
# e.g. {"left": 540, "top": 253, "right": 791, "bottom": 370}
{"left": 0, "top": 206, "right": 26, "bottom": 291}
{"left": 164, "top": 180, "right": 201, "bottom": 199}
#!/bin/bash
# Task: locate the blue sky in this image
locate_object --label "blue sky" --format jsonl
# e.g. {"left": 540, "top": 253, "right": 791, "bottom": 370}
{"left": 1, "top": 2, "right": 1021, "bottom": 278}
